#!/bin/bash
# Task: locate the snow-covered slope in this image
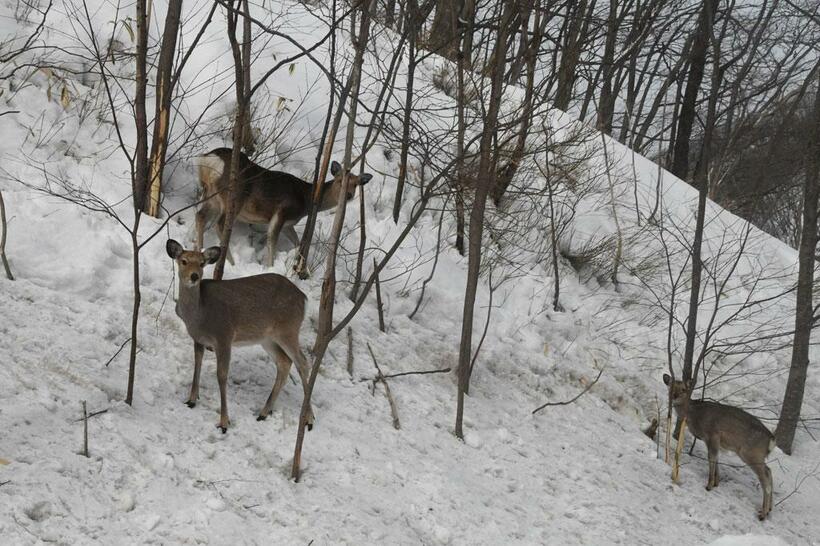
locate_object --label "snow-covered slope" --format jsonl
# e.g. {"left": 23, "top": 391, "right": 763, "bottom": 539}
{"left": 1, "top": 1, "right": 818, "bottom": 544}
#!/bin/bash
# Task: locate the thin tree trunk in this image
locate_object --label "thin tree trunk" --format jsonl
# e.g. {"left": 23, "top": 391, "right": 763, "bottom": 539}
{"left": 214, "top": 0, "right": 251, "bottom": 281}
{"left": 126, "top": 0, "right": 149, "bottom": 406}
{"left": 455, "top": 0, "right": 514, "bottom": 440}
{"left": 775, "top": 68, "right": 820, "bottom": 455}
{"left": 145, "top": 0, "right": 183, "bottom": 217}
{"left": 392, "top": 0, "right": 419, "bottom": 224}
{"left": 682, "top": 0, "right": 719, "bottom": 387}
{"left": 294, "top": 3, "right": 371, "bottom": 481}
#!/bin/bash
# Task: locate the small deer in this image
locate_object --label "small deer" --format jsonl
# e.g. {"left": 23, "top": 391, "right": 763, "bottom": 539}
{"left": 663, "top": 374, "right": 775, "bottom": 520}
{"left": 195, "top": 147, "right": 373, "bottom": 266}
{"left": 166, "top": 239, "right": 314, "bottom": 433}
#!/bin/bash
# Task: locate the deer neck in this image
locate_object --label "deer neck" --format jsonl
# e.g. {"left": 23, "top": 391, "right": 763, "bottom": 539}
{"left": 176, "top": 280, "right": 204, "bottom": 323}
{"left": 672, "top": 396, "right": 693, "bottom": 420}
{"left": 317, "top": 180, "right": 345, "bottom": 212}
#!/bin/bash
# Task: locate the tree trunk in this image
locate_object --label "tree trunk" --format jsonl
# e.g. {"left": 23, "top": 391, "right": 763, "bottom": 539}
{"left": 427, "top": 0, "right": 459, "bottom": 60}
{"left": 455, "top": 0, "right": 514, "bottom": 440}
{"left": 145, "top": 0, "right": 183, "bottom": 217}
{"left": 554, "top": 0, "right": 594, "bottom": 111}
{"left": 596, "top": 0, "right": 618, "bottom": 135}
{"left": 670, "top": 0, "right": 718, "bottom": 180}
{"left": 776, "top": 68, "right": 820, "bottom": 455}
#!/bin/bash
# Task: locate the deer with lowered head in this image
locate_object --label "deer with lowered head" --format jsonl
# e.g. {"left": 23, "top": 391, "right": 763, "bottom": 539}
{"left": 663, "top": 373, "right": 775, "bottom": 520}
{"left": 166, "top": 239, "right": 314, "bottom": 433}
{"left": 195, "top": 147, "right": 373, "bottom": 266}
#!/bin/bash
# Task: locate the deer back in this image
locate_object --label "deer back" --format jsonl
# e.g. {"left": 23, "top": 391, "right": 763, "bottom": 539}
{"left": 686, "top": 400, "right": 775, "bottom": 459}
{"left": 194, "top": 274, "right": 307, "bottom": 344}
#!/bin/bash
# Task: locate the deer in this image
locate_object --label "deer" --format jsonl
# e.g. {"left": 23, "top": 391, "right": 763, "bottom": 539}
{"left": 195, "top": 147, "right": 373, "bottom": 266}
{"left": 663, "top": 373, "right": 775, "bottom": 520}
{"left": 166, "top": 239, "right": 314, "bottom": 433}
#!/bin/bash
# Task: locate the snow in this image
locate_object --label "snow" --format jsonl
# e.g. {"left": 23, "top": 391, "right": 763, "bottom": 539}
{"left": 1, "top": 0, "right": 819, "bottom": 544}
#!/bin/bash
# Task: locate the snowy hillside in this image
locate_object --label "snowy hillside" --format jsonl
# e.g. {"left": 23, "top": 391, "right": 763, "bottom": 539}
{"left": 1, "top": 1, "right": 818, "bottom": 544}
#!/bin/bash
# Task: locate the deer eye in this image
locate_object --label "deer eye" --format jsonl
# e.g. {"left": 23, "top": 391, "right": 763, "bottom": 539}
{"left": 181, "top": 259, "right": 188, "bottom": 266}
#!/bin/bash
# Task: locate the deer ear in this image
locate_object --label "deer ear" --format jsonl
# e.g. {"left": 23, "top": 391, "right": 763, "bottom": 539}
{"left": 330, "top": 161, "right": 342, "bottom": 176}
{"left": 663, "top": 373, "right": 672, "bottom": 386}
{"left": 166, "top": 239, "right": 183, "bottom": 259}
{"left": 203, "top": 246, "right": 222, "bottom": 265}
{"left": 359, "top": 173, "right": 373, "bottom": 185}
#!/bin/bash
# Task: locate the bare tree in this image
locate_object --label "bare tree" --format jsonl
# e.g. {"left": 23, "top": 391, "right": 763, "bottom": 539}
{"left": 455, "top": 0, "right": 515, "bottom": 440}
{"left": 776, "top": 65, "right": 820, "bottom": 454}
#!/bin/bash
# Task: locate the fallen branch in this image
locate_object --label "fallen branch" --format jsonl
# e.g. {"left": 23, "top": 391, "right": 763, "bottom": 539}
{"left": 72, "top": 408, "right": 109, "bottom": 422}
{"left": 532, "top": 366, "right": 605, "bottom": 414}
{"left": 359, "top": 367, "right": 451, "bottom": 382}
{"left": 81, "top": 401, "right": 89, "bottom": 458}
{"left": 346, "top": 327, "right": 354, "bottom": 379}
{"left": 0, "top": 188, "right": 13, "bottom": 281}
{"left": 367, "top": 343, "right": 400, "bottom": 430}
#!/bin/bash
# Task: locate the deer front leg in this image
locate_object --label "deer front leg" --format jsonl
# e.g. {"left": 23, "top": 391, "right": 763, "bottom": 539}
{"left": 186, "top": 342, "right": 204, "bottom": 408}
{"left": 215, "top": 344, "right": 232, "bottom": 433}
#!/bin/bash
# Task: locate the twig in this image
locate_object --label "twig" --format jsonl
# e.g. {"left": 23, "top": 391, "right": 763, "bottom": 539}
{"left": 373, "top": 259, "right": 385, "bottom": 332}
{"left": 346, "top": 327, "right": 354, "bottom": 379}
{"left": 532, "top": 366, "right": 605, "bottom": 414}
{"left": 104, "top": 338, "right": 132, "bottom": 367}
{"left": 775, "top": 460, "right": 820, "bottom": 507}
{"left": 366, "top": 343, "right": 400, "bottom": 430}
{"left": 0, "top": 480, "right": 10, "bottom": 487}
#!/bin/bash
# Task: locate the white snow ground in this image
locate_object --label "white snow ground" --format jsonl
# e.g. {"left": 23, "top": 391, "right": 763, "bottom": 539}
{"left": 1, "top": 1, "right": 819, "bottom": 544}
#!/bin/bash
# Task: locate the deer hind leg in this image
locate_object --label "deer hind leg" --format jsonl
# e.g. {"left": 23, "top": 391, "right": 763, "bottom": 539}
{"left": 706, "top": 438, "right": 720, "bottom": 490}
{"left": 214, "top": 343, "right": 232, "bottom": 433}
{"left": 276, "top": 332, "right": 314, "bottom": 430}
{"left": 194, "top": 205, "right": 211, "bottom": 251}
{"left": 747, "top": 461, "right": 773, "bottom": 520}
{"left": 186, "top": 342, "right": 205, "bottom": 408}
{"left": 265, "top": 212, "right": 284, "bottom": 267}
{"left": 258, "top": 341, "right": 292, "bottom": 421}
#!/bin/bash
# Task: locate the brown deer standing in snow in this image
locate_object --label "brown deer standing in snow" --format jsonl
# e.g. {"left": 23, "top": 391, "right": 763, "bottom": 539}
{"left": 663, "top": 374, "right": 775, "bottom": 520}
{"left": 166, "top": 239, "right": 314, "bottom": 433}
{"left": 195, "top": 147, "right": 373, "bottom": 266}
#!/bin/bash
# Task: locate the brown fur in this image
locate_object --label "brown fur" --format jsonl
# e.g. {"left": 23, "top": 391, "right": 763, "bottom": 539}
{"left": 195, "top": 147, "right": 372, "bottom": 266}
{"left": 167, "top": 239, "right": 313, "bottom": 433}
{"left": 664, "top": 374, "right": 775, "bottom": 520}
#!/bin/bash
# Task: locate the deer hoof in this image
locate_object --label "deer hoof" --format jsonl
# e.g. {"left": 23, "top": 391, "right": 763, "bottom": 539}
{"left": 216, "top": 424, "right": 228, "bottom": 434}
{"left": 307, "top": 422, "right": 313, "bottom": 431}
{"left": 256, "top": 414, "right": 268, "bottom": 422}
{"left": 706, "top": 484, "right": 713, "bottom": 491}
{"left": 185, "top": 400, "right": 196, "bottom": 408}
